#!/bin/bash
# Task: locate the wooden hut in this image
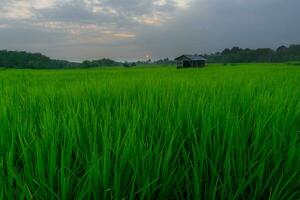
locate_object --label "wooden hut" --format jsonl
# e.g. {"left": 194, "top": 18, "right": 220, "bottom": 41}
{"left": 175, "top": 55, "right": 207, "bottom": 69}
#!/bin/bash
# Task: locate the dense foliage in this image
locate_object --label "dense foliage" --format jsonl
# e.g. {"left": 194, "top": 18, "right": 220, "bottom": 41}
{"left": 123, "top": 62, "right": 137, "bottom": 67}
{"left": 81, "top": 58, "right": 122, "bottom": 67}
{"left": 206, "top": 44, "right": 300, "bottom": 63}
{"left": 0, "top": 64, "right": 300, "bottom": 199}
{"left": 0, "top": 50, "right": 78, "bottom": 69}
{"left": 0, "top": 50, "right": 121, "bottom": 69}
{"left": 152, "top": 58, "right": 176, "bottom": 65}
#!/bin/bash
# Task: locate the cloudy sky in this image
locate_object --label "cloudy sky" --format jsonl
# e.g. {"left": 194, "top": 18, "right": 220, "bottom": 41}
{"left": 0, "top": 0, "right": 299, "bottom": 61}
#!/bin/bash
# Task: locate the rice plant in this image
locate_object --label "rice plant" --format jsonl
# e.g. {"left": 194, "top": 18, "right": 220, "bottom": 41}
{"left": 0, "top": 63, "right": 300, "bottom": 199}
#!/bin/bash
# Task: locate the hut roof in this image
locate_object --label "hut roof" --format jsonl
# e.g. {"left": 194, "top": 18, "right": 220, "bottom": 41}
{"left": 175, "top": 55, "right": 207, "bottom": 61}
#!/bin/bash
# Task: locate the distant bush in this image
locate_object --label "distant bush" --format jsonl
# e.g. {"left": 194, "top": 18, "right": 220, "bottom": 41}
{"left": 223, "top": 63, "right": 237, "bottom": 66}
{"left": 81, "top": 58, "right": 122, "bottom": 68}
{"left": 123, "top": 63, "right": 130, "bottom": 67}
{"left": 288, "top": 62, "right": 300, "bottom": 66}
{"left": 123, "top": 62, "right": 137, "bottom": 68}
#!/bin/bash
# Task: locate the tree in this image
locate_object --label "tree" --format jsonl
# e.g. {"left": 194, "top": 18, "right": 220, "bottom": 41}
{"left": 277, "top": 45, "right": 288, "bottom": 53}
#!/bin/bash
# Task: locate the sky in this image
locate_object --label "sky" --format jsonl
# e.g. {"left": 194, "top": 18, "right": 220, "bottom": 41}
{"left": 0, "top": 0, "right": 299, "bottom": 61}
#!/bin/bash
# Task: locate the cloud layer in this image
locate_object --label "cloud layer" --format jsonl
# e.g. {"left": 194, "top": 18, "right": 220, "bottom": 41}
{"left": 0, "top": 0, "right": 299, "bottom": 61}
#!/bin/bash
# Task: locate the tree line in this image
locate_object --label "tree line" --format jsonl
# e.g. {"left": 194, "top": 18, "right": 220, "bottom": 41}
{"left": 1, "top": 44, "right": 300, "bottom": 69}
{"left": 128, "top": 44, "right": 300, "bottom": 65}
{"left": 0, "top": 50, "right": 79, "bottom": 69}
{"left": 0, "top": 50, "right": 121, "bottom": 69}
{"left": 205, "top": 44, "right": 300, "bottom": 63}
{"left": 81, "top": 59, "right": 122, "bottom": 67}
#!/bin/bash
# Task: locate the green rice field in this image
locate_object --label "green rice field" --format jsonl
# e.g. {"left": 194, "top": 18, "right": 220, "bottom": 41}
{"left": 0, "top": 63, "right": 300, "bottom": 199}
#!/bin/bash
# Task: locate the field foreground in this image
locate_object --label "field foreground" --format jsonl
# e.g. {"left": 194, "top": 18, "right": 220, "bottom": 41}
{"left": 0, "top": 63, "right": 300, "bottom": 199}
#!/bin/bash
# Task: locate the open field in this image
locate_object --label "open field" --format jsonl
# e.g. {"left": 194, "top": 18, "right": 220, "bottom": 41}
{"left": 0, "top": 63, "right": 300, "bottom": 199}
